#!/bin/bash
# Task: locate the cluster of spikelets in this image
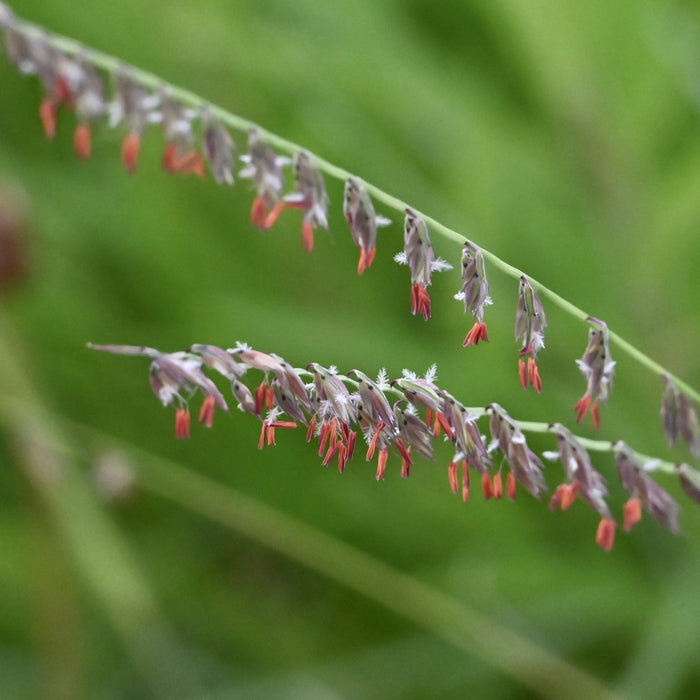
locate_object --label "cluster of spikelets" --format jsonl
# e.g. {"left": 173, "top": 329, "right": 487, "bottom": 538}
{"left": 0, "top": 4, "right": 563, "bottom": 395}
{"left": 2, "top": 3, "right": 700, "bottom": 550}
{"left": 86, "top": 341, "right": 700, "bottom": 552}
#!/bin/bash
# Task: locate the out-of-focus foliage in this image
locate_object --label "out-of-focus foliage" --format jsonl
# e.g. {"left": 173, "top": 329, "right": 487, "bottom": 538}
{"left": 1, "top": 1, "right": 700, "bottom": 698}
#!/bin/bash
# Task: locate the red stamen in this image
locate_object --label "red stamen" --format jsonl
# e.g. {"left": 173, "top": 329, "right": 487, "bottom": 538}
{"left": 411, "top": 283, "right": 431, "bottom": 321}
{"left": 366, "top": 247, "right": 376, "bottom": 269}
{"left": 507, "top": 471, "right": 517, "bottom": 501}
{"left": 266, "top": 385, "right": 276, "bottom": 411}
{"left": 250, "top": 196, "right": 267, "bottom": 229}
{"left": 561, "top": 483, "right": 580, "bottom": 510}
{"left": 189, "top": 152, "right": 206, "bottom": 178}
{"left": 74, "top": 124, "right": 91, "bottom": 160}
{"left": 175, "top": 149, "right": 205, "bottom": 176}
{"left": 518, "top": 358, "right": 528, "bottom": 390}
{"left": 306, "top": 414, "right": 317, "bottom": 443}
{"left": 426, "top": 409, "right": 435, "bottom": 433}
{"left": 463, "top": 321, "right": 489, "bottom": 347}
{"left": 574, "top": 394, "right": 591, "bottom": 423}
{"left": 434, "top": 412, "right": 454, "bottom": 439}
{"left": 53, "top": 77, "right": 72, "bottom": 106}
{"left": 482, "top": 472, "right": 494, "bottom": 500}
{"left": 263, "top": 201, "right": 286, "bottom": 229}
{"left": 40, "top": 99, "right": 57, "bottom": 140}
{"left": 317, "top": 420, "right": 334, "bottom": 456}
{"left": 576, "top": 394, "right": 600, "bottom": 429}
{"left": 336, "top": 443, "right": 348, "bottom": 473}
{"left": 623, "top": 497, "right": 643, "bottom": 532}
{"left": 322, "top": 441, "right": 339, "bottom": 467}
{"left": 258, "top": 422, "right": 267, "bottom": 450}
{"left": 345, "top": 429, "right": 357, "bottom": 461}
{"left": 175, "top": 408, "right": 191, "bottom": 439}
{"left": 357, "top": 246, "right": 377, "bottom": 275}
{"left": 493, "top": 472, "right": 503, "bottom": 499}
{"left": 395, "top": 439, "right": 412, "bottom": 478}
{"left": 255, "top": 382, "right": 268, "bottom": 417}
{"left": 198, "top": 394, "right": 216, "bottom": 428}
{"left": 260, "top": 419, "right": 297, "bottom": 449}
{"left": 527, "top": 358, "right": 542, "bottom": 393}
{"left": 461, "top": 461, "right": 470, "bottom": 502}
{"left": 302, "top": 220, "right": 314, "bottom": 253}
{"left": 162, "top": 143, "right": 178, "bottom": 172}
{"left": 549, "top": 482, "right": 579, "bottom": 511}
{"left": 357, "top": 247, "right": 368, "bottom": 275}
{"left": 163, "top": 144, "right": 205, "bottom": 176}
{"left": 448, "top": 461, "right": 459, "bottom": 494}
{"left": 376, "top": 448, "right": 389, "bottom": 480}
{"left": 596, "top": 517, "right": 617, "bottom": 551}
{"left": 366, "top": 422, "right": 386, "bottom": 461}
{"left": 121, "top": 132, "right": 141, "bottom": 173}
{"left": 328, "top": 421, "right": 339, "bottom": 451}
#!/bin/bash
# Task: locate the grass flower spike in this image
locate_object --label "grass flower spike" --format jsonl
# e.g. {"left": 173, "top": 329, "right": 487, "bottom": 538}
{"left": 240, "top": 129, "right": 289, "bottom": 230}
{"left": 515, "top": 276, "right": 546, "bottom": 392}
{"left": 89, "top": 341, "right": 698, "bottom": 550}
{"left": 343, "top": 177, "right": 391, "bottom": 274}
{"left": 574, "top": 318, "right": 615, "bottom": 429}
{"left": 395, "top": 208, "right": 452, "bottom": 320}
{"left": 3, "top": 4, "right": 700, "bottom": 554}
{"left": 283, "top": 151, "right": 329, "bottom": 252}
{"left": 661, "top": 374, "right": 700, "bottom": 457}
{"left": 458, "top": 240, "right": 492, "bottom": 346}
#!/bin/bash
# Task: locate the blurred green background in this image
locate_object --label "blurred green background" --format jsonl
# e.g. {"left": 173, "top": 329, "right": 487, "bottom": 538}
{"left": 2, "top": 1, "right": 700, "bottom": 698}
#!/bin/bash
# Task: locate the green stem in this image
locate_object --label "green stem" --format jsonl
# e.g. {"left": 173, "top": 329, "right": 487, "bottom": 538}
{"left": 9, "top": 14, "right": 700, "bottom": 404}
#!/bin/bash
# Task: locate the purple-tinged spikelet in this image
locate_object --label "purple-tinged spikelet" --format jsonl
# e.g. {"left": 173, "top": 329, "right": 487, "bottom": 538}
{"left": 515, "top": 276, "right": 546, "bottom": 392}
{"left": 457, "top": 241, "right": 491, "bottom": 346}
